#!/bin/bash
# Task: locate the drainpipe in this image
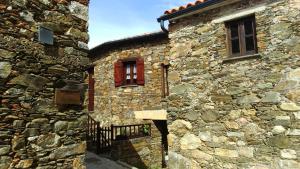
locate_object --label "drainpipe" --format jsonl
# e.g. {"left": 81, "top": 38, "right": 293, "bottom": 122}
{"left": 160, "top": 20, "right": 169, "bottom": 33}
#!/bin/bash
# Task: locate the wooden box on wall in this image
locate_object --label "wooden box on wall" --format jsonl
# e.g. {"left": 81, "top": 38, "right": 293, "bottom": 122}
{"left": 55, "top": 89, "right": 81, "bottom": 105}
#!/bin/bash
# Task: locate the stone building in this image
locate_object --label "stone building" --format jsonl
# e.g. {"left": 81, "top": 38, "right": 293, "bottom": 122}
{"left": 88, "top": 32, "right": 170, "bottom": 168}
{"left": 0, "top": 0, "right": 89, "bottom": 168}
{"left": 88, "top": 0, "right": 300, "bottom": 169}
{"left": 157, "top": 0, "right": 300, "bottom": 168}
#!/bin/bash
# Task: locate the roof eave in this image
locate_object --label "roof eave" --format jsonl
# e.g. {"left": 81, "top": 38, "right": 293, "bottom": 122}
{"left": 157, "top": 0, "right": 241, "bottom": 22}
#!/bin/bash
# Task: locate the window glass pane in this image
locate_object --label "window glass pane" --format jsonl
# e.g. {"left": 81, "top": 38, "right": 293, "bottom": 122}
{"left": 133, "top": 64, "right": 137, "bottom": 74}
{"left": 231, "top": 39, "right": 240, "bottom": 54}
{"left": 230, "top": 23, "right": 239, "bottom": 38}
{"left": 246, "top": 36, "right": 254, "bottom": 51}
{"left": 133, "top": 74, "right": 137, "bottom": 79}
{"left": 126, "top": 75, "right": 130, "bottom": 80}
{"left": 126, "top": 64, "right": 130, "bottom": 74}
{"left": 244, "top": 19, "right": 253, "bottom": 35}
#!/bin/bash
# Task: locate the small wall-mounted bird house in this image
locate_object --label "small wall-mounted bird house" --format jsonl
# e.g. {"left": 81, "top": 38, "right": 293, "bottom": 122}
{"left": 54, "top": 80, "right": 84, "bottom": 105}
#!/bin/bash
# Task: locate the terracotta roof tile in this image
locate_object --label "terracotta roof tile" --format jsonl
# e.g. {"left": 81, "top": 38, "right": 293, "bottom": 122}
{"left": 164, "top": 0, "right": 208, "bottom": 15}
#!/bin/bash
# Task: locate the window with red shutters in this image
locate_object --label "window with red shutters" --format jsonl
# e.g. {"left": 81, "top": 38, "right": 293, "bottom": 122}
{"left": 114, "top": 57, "right": 145, "bottom": 87}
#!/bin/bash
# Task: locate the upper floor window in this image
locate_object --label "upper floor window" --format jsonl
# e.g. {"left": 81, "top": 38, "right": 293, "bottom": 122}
{"left": 225, "top": 15, "right": 257, "bottom": 57}
{"left": 114, "top": 57, "right": 144, "bottom": 87}
{"left": 124, "top": 61, "right": 137, "bottom": 85}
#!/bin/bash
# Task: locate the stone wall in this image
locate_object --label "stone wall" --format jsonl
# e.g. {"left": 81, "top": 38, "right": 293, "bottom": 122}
{"left": 92, "top": 39, "right": 170, "bottom": 125}
{"left": 0, "top": 0, "right": 89, "bottom": 168}
{"left": 166, "top": 0, "right": 300, "bottom": 168}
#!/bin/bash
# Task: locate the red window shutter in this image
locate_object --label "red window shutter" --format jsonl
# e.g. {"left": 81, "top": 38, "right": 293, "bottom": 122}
{"left": 114, "top": 60, "right": 123, "bottom": 87}
{"left": 136, "top": 57, "right": 145, "bottom": 85}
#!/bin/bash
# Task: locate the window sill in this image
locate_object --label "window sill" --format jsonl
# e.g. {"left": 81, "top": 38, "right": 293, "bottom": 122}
{"left": 120, "top": 84, "right": 139, "bottom": 88}
{"left": 222, "top": 54, "right": 261, "bottom": 63}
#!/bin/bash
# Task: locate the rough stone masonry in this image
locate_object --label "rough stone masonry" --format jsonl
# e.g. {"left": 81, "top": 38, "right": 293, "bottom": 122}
{"left": 0, "top": 0, "right": 89, "bottom": 168}
{"left": 165, "top": 0, "right": 300, "bottom": 168}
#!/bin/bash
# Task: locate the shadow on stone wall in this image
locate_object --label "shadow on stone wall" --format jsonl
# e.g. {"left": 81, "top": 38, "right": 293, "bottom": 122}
{"left": 111, "top": 137, "right": 148, "bottom": 169}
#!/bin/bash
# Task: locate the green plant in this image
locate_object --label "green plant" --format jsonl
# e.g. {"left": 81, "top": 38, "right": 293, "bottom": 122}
{"left": 143, "top": 125, "right": 150, "bottom": 135}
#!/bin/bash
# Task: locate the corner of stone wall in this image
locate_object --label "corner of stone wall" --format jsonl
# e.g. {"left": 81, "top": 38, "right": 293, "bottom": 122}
{"left": 0, "top": 0, "right": 90, "bottom": 168}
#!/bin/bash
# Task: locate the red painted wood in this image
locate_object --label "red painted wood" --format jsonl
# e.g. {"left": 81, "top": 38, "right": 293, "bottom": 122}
{"left": 136, "top": 57, "right": 145, "bottom": 85}
{"left": 114, "top": 60, "right": 124, "bottom": 87}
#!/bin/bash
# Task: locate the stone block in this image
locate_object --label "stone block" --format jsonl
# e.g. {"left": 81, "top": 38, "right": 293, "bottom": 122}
{"left": 280, "top": 103, "right": 300, "bottom": 112}
{"left": 9, "top": 74, "right": 49, "bottom": 91}
{"left": 201, "top": 111, "right": 218, "bottom": 122}
{"left": 227, "top": 132, "right": 244, "bottom": 138}
{"left": 278, "top": 159, "right": 299, "bottom": 169}
{"left": 280, "top": 149, "right": 297, "bottom": 159}
{"left": 48, "top": 65, "right": 68, "bottom": 75}
{"left": 275, "top": 80, "right": 298, "bottom": 92}
{"left": 0, "top": 62, "right": 12, "bottom": 79}
{"left": 261, "top": 92, "right": 281, "bottom": 103}
{"left": 37, "top": 133, "right": 61, "bottom": 148}
{"left": 215, "top": 148, "right": 239, "bottom": 158}
{"left": 168, "top": 120, "right": 192, "bottom": 136}
{"left": 274, "top": 116, "right": 291, "bottom": 126}
{"left": 12, "top": 135, "right": 25, "bottom": 151}
{"left": 54, "top": 121, "right": 68, "bottom": 132}
{"left": 0, "top": 49, "right": 16, "bottom": 59}
{"left": 228, "top": 110, "right": 242, "bottom": 120}
{"left": 271, "top": 126, "right": 286, "bottom": 135}
{"left": 198, "top": 131, "right": 212, "bottom": 142}
{"left": 238, "top": 94, "right": 260, "bottom": 105}
{"left": 170, "top": 84, "right": 195, "bottom": 95}
{"left": 0, "top": 145, "right": 10, "bottom": 156}
{"left": 0, "top": 156, "right": 12, "bottom": 169}
{"left": 224, "top": 121, "right": 240, "bottom": 130}
{"left": 286, "top": 129, "right": 300, "bottom": 136}
{"left": 168, "top": 151, "right": 200, "bottom": 169}
{"left": 286, "top": 90, "right": 300, "bottom": 103}
{"left": 180, "top": 133, "right": 203, "bottom": 150}
{"left": 268, "top": 135, "right": 290, "bottom": 148}
{"left": 238, "top": 147, "right": 254, "bottom": 158}
{"left": 15, "top": 159, "right": 33, "bottom": 168}
{"left": 68, "top": 1, "right": 88, "bottom": 21}
{"left": 49, "top": 142, "right": 86, "bottom": 159}
{"left": 294, "top": 112, "right": 300, "bottom": 120}
{"left": 185, "top": 149, "right": 213, "bottom": 163}
{"left": 19, "top": 11, "right": 34, "bottom": 22}
{"left": 23, "top": 128, "right": 40, "bottom": 137}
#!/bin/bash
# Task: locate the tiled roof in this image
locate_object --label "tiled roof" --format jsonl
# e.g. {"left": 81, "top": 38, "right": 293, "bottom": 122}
{"left": 164, "top": 0, "right": 208, "bottom": 15}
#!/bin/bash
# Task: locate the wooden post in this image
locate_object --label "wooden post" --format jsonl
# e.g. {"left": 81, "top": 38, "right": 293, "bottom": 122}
{"left": 86, "top": 115, "right": 89, "bottom": 140}
{"left": 111, "top": 124, "right": 114, "bottom": 144}
{"left": 96, "top": 122, "right": 100, "bottom": 154}
{"left": 165, "top": 65, "right": 169, "bottom": 96}
{"left": 161, "top": 63, "right": 166, "bottom": 98}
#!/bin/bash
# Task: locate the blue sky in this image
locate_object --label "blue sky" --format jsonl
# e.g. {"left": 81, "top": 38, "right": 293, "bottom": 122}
{"left": 88, "top": 0, "right": 190, "bottom": 48}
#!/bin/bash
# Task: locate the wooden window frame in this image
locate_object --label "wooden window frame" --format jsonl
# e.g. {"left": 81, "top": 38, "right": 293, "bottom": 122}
{"left": 161, "top": 64, "right": 169, "bottom": 98}
{"left": 123, "top": 61, "right": 137, "bottom": 85}
{"left": 225, "top": 15, "right": 258, "bottom": 57}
